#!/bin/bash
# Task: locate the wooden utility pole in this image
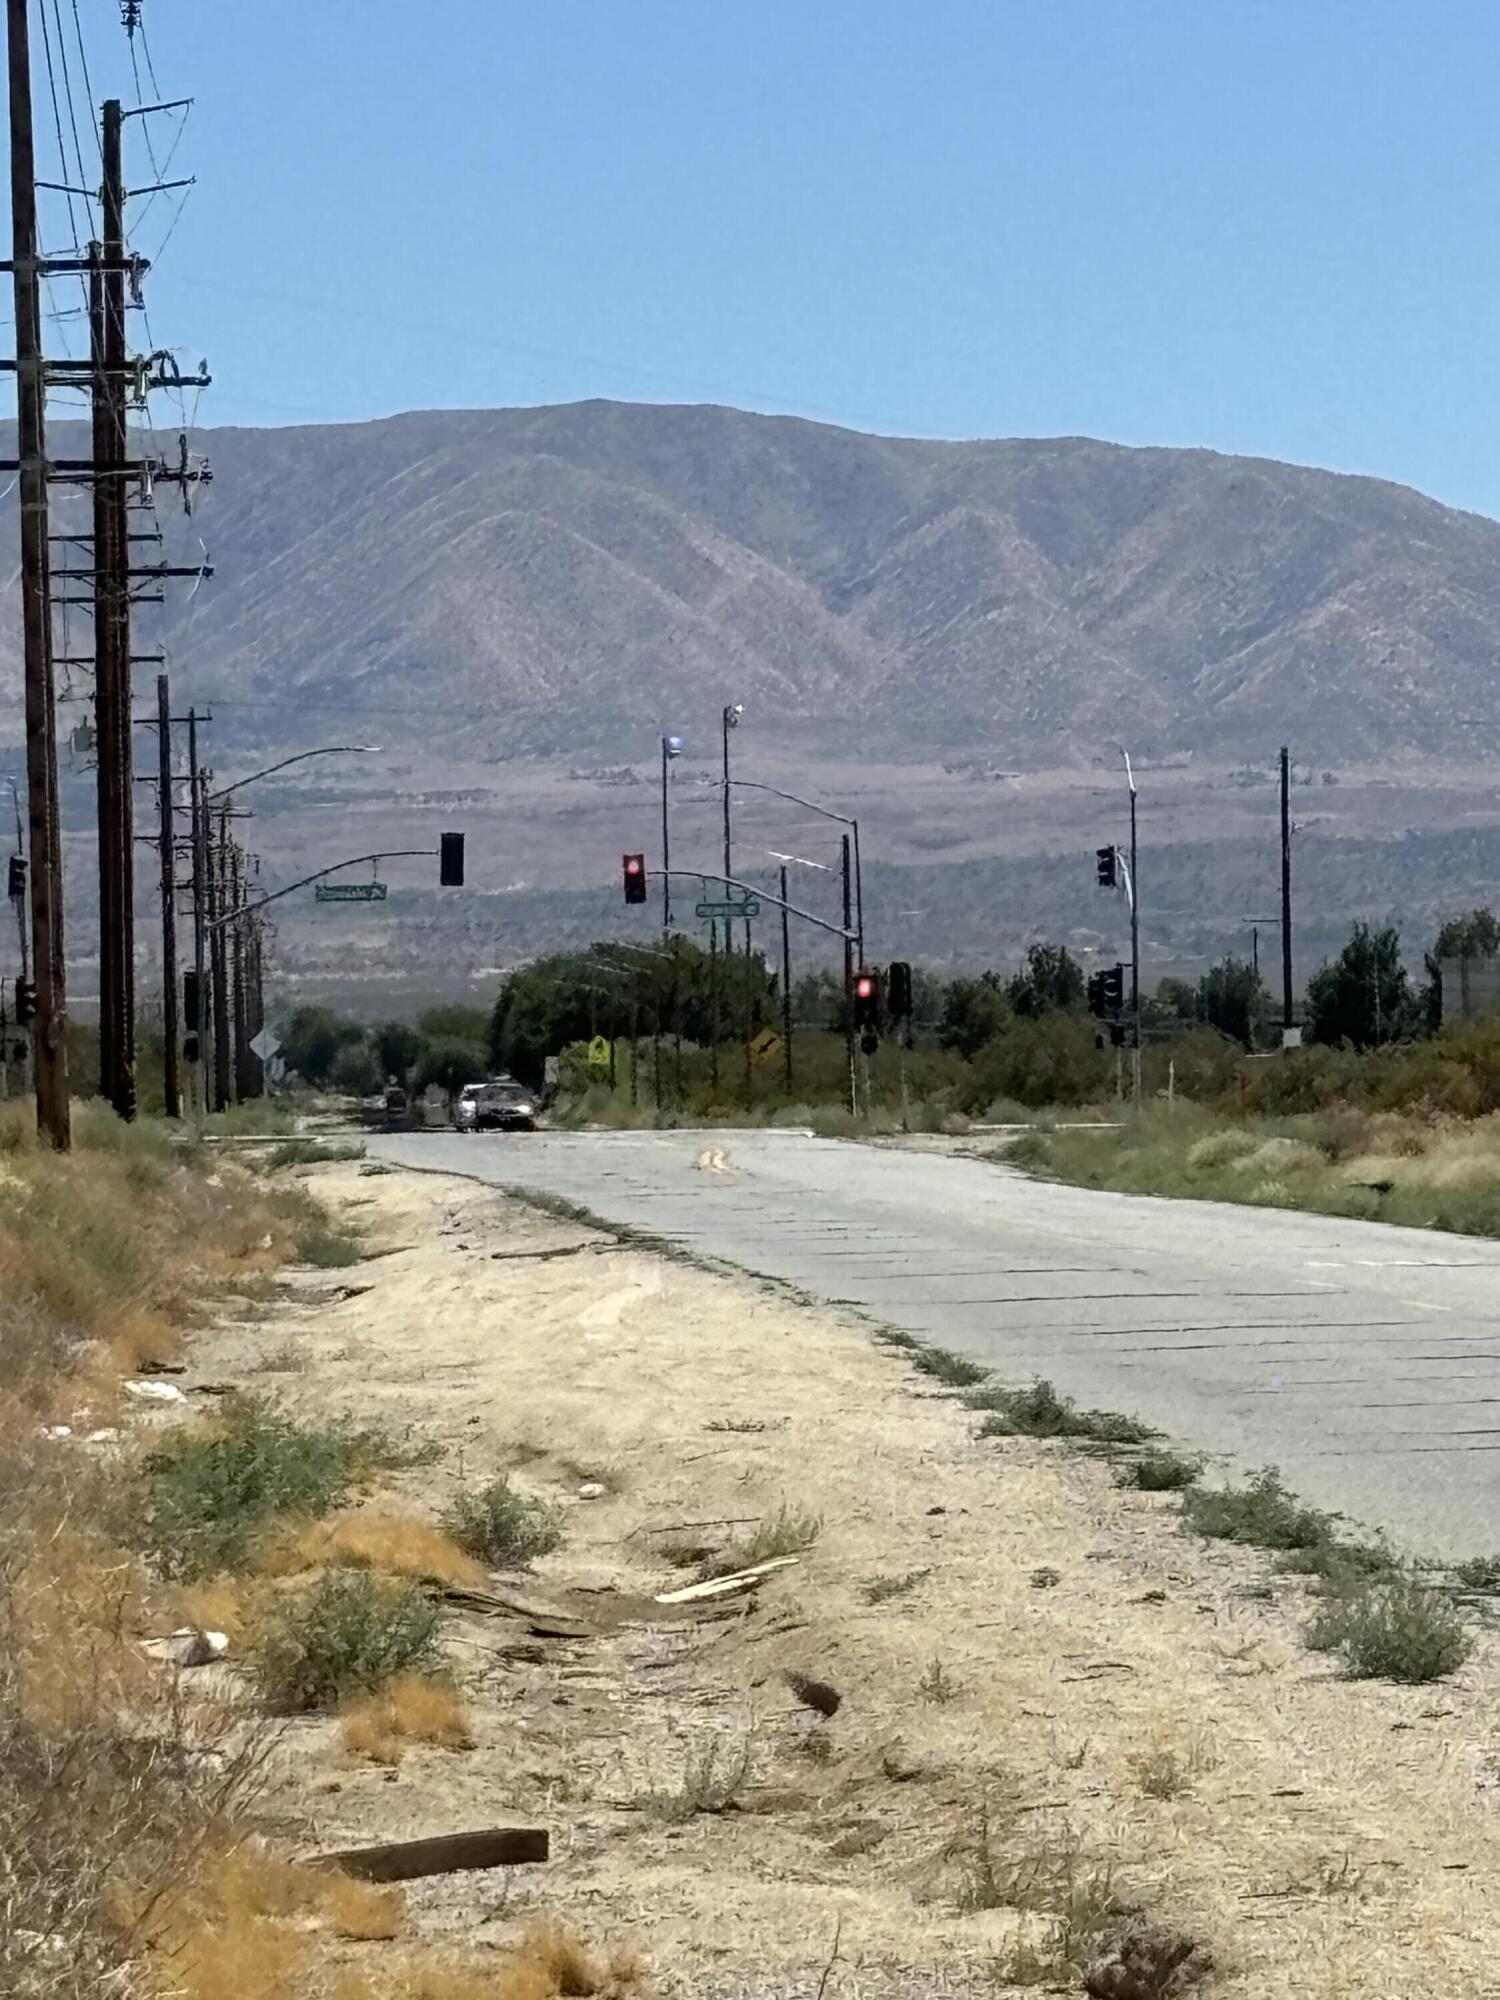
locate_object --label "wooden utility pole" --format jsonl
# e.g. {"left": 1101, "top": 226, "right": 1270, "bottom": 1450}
{"left": 230, "top": 844, "right": 251, "bottom": 1101}
{"left": 154, "top": 674, "right": 180, "bottom": 1116}
{"left": 780, "top": 862, "right": 793, "bottom": 1091}
{"left": 6, "top": 0, "right": 68, "bottom": 1147}
{"left": 1280, "top": 746, "right": 1294, "bottom": 1041}
{"left": 187, "top": 712, "right": 208, "bottom": 1112}
{"left": 842, "top": 833, "right": 856, "bottom": 1117}
{"left": 211, "top": 808, "right": 232, "bottom": 1110}
{"left": 91, "top": 99, "right": 135, "bottom": 1118}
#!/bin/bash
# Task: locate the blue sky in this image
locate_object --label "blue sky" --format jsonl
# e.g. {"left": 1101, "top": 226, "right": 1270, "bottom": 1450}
{"left": 30, "top": 1, "right": 1500, "bottom": 515}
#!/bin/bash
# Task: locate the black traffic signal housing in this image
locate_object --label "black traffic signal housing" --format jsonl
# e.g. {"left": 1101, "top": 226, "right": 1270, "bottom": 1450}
{"left": 182, "top": 969, "right": 201, "bottom": 1034}
{"left": 622, "top": 852, "right": 647, "bottom": 905}
{"left": 440, "top": 831, "right": 465, "bottom": 887}
{"left": 1101, "top": 962, "right": 1126, "bottom": 1014}
{"left": 886, "top": 960, "right": 913, "bottom": 1021}
{"left": 6, "top": 855, "right": 24, "bottom": 902}
{"left": 1086, "top": 970, "right": 1106, "bottom": 1019}
{"left": 1096, "top": 845, "right": 1118, "bottom": 889}
{"left": 14, "top": 978, "right": 35, "bottom": 1027}
{"left": 852, "top": 966, "right": 881, "bottom": 1036}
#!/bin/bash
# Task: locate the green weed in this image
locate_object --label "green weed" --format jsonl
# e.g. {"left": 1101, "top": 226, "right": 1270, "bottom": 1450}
{"left": 1117, "top": 1451, "right": 1202, "bottom": 1492}
{"left": 441, "top": 1477, "right": 563, "bottom": 1569}
{"left": 138, "top": 1395, "right": 407, "bottom": 1579}
{"left": 969, "top": 1378, "right": 1157, "bottom": 1446}
{"left": 253, "top": 1569, "right": 444, "bottom": 1713}
{"left": 638, "top": 1732, "right": 755, "bottom": 1821}
{"left": 1305, "top": 1575, "right": 1473, "bottom": 1683}
{"left": 1180, "top": 1467, "right": 1331, "bottom": 1553}
{"left": 911, "top": 1345, "right": 991, "bottom": 1389}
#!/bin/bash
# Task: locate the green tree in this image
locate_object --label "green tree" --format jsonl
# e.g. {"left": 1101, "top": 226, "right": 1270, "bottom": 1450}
{"left": 938, "top": 973, "right": 1010, "bottom": 1058}
{"left": 417, "top": 1003, "right": 491, "bottom": 1045}
{"left": 413, "top": 1038, "right": 489, "bottom": 1099}
{"left": 1425, "top": 908, "right": 1500, "bottom": 1030}
{"left": 279, "top": 1006, "right": 363, "bottom": 1085}
{"left": 371, "top": 1020, "right": 423, "bottom": 1086}
{"left": 1143, "top": 976, "right": 1196, "bottom": 1028}
{"left": 1007, "top": 942, "right": 1085, "bottom": 1019}
{"left": 1306, "top": 923, "right": 1415, "bottom": 1051}
{"left": 1196, "top": 955, "right": 1266, "bottom": 1049}
{"left": 329, "top": 1042, "right": 383, "bottom": 1097}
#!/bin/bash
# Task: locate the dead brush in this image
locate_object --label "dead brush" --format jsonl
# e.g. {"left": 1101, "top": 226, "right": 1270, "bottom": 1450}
{"left": 332, "top": 1920, "right": 646, "bottom": 1998}
{"left": 340, "top": 1674, "right": 475, "bottom": 1764}
{"left": 263, "top": 1510, "right": 487, "bottom": 1591}
{"left": 636, "top": 1728, "right": 756, "bottom": 1821}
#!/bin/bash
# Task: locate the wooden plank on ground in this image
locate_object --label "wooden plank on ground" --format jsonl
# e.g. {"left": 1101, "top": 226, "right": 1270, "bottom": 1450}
{"left": 315, "top": 1826, "right": 549, "bottom": 1881}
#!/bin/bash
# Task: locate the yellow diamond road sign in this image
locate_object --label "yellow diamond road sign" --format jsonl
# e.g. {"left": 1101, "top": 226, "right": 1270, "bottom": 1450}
{"left": 586, "top": 1035, "right": 612, "bottom": 1069}
{"left": 749, "top": 1028, "right": 782, "bottom": 1068}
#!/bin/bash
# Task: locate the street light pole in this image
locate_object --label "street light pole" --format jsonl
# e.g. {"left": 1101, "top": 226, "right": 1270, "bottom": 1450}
{"left": 660, "top": 732, "right": 682, "bottom": 937}
{"left": 722, "top": 778, "right": 863, "bottom": 960}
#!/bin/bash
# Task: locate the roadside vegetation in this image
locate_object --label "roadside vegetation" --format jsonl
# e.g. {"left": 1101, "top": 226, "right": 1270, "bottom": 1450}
{"left": 0, "top": 1100, "right": 630, "bottom": 1998}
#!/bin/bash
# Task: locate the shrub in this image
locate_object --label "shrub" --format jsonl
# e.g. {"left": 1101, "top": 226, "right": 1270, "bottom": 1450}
{"left": 1305, "top": 1575, "right": 1472, "bottom": 1683}
{"left": 970, "top": 1379, "right": 1156, "bottom": 1446}
{"left": 442, "top": 1477, "right": 563, "bottom": 1569}
{"left": 1180, "top": 1468, "right": 1330, "bottom": 1553}
{"left": 734, "top": 1503, "right": 823, "bottom": 1564}
{"left": 638, "top": 1732, "right": 755, "bottom": 1821}
{"left": 1117, "top": 1451, "right": 1201, "bottom": 1492}
{"left": 911, "top": 1345, "right": 990, "bottom": 1389}
{"left": 253, "top": 1570, "right": 444, "bottom": 1713}
{"left": 139, "top": 1397, "right": 403, "bottom": 1580}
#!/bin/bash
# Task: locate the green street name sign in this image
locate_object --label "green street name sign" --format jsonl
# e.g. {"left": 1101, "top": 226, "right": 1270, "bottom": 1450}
{"left": 696, "top": 897, "right": 760, "bottom": 921}
{"left": 315, "top": 882, "right": 388, "bottom": 903}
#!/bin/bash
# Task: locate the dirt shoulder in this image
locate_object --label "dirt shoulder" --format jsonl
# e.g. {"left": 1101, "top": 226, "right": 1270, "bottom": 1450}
{"left": 190, "top": 1155, "right": 1500, "bottom": 1998}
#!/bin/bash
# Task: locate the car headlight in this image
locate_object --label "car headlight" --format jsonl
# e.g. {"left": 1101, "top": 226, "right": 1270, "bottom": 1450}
{"left": 513, "top": 1103, "right": 533, "bottom": 1117}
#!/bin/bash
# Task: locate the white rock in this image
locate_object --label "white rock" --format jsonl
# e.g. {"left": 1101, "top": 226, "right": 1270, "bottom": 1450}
{"left": 141, "top": 1628, "right": 230, "bottom": 1667}
{"left": 125, "top": 1379, "right": 186, "bottom": 1403}
{"left": 578, "top": 1481, "right": 606, "bottom": 1500}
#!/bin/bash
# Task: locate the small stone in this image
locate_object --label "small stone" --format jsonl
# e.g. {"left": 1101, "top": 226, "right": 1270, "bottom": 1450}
{"left": 578, "top": 1482, "right": 606, "bottom": 1500}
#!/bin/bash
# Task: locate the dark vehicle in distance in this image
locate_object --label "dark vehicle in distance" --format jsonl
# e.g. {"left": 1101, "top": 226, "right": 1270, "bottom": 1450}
{"left": 451, "top": 1079, "right": 538, "bottom": 1133}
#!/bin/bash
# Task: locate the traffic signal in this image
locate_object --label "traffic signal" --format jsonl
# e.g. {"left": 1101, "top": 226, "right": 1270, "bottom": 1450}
{"left": 183, "top": 969, "right": 201, "bottom": 1034}
{"left": 1096, "top": 845, "right": 1118, "bottom": 889}
{"left": 14, "top": 978, "right": 35, "bottom": 1027}
{"left": 622, "top": 853, "right": 647, "bottom": 905}
{"left": 1101, "top": 962, "right": 1125, "bottom": 1013}
{"left": 1086, "top": 970, "right": 1106, "bottom": 1019}
{"left": 886, "top": 960, "right": 913, "bottom": 1021}
{"left": 183, "top": 1034, "right": 200, "bottom": 1065}
{"left": 852, "top": 967, "right": 880, "bottom": 1033}
{"left": 6, "top": 855, "right": 24, "bottom": 901}
{"left": 439, "top": 831, "right": 465, "bottom": 887}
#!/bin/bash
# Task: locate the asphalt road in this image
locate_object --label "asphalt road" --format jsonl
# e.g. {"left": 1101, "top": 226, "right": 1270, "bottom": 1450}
{"left": 371, "top": 1127, "right": 1500, "bottom": 1557}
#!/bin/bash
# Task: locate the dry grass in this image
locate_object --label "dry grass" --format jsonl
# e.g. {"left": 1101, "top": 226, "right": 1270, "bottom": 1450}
{"left": 264, "top": 1509, "right": 488, "bottom": 1590}
{"left": 332, "top": 1921, "right": 646, "bottom": 1999}
{"left": 135, "top": 1845, "right": 406, "bottom": 1995}
{"left": 340, "top": 1673, "right": 476, "bottom": 1764}
{"left": 0, "top": 1124, "right": 340, "bottom": 1998}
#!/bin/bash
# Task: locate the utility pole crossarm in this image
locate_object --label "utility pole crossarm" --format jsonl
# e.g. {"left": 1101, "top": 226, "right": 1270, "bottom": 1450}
{"left": 209, "top": 850, "right": 437, "bottom": 930}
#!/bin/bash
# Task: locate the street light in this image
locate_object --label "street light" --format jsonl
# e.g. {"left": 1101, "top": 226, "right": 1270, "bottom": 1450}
{"left": 724, "top": 777, "right": 863, "bottom": 960}
{"left": 206, "top": 743, "right": 380, "bottom": 806}
{"left": 720, "top": 704, "right": 743, "bottom": 894}
{"left": 660, "top": 732, "right": 684, "bottom": 935}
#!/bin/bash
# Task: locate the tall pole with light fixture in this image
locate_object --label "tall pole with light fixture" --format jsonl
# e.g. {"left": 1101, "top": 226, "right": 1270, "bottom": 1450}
{"left": 660, "top": 732, "right": 682, "bottom": 937}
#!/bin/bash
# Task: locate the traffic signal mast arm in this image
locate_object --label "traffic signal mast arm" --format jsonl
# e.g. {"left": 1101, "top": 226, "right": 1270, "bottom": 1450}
{"left": 205, "top": 849, "right": 442, "bottom": 931}
{"left": 654, "top": 867, "right": 856, "bottom": 942}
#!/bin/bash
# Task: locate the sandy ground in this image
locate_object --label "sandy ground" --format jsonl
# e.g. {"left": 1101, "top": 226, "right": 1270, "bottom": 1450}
{"left": 184, "top": 1157, "right": 1500, "bottom": 1998}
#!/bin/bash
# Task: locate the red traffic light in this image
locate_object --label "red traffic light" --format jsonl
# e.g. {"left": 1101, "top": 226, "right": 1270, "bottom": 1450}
{"left": 622, "top": 852, "right": 647, "bottom": 905}
{"left": 855, "top": 975, "right": 875, "bottom": 1000}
